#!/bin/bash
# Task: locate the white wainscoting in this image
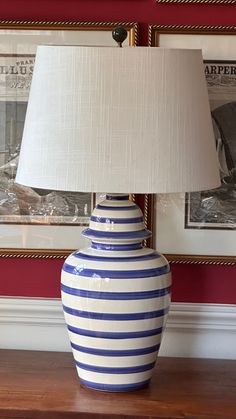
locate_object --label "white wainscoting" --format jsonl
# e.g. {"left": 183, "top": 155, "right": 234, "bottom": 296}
{"left": 1, "top": 297, "right": 236, "bottom": 359}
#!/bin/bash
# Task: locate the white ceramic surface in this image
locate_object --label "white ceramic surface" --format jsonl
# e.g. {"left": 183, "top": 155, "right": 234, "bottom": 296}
{"left": 61, "top": 195, "right": 171, "bottom": 392}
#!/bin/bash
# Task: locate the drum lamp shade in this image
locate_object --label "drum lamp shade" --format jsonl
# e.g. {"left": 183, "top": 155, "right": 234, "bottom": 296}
{"left": 16, "top": 46, "right": 220, "bottom": 193}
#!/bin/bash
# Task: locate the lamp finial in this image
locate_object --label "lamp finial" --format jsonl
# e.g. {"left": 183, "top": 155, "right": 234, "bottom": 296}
{"left": 112, "top": 26, "right": 128, "bottom": 47}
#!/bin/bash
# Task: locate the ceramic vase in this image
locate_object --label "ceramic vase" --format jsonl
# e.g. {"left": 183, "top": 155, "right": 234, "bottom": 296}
{"left": 61, "top": 194, "right": 171, "bottom": 391}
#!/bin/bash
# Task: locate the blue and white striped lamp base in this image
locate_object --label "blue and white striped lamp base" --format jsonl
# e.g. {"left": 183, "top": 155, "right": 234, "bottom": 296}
{"left": 61, "top": 194, "right": 171, "bottom": 392}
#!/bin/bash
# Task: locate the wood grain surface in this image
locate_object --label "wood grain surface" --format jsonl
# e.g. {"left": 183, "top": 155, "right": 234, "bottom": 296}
{"left": 0, "top": 349, "right": 236, "bottom": 418}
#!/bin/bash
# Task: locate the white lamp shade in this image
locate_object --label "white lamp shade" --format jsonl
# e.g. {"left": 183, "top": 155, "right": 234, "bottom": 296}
{"left": 16, "top": 45, "right": 220, "bottom": 193}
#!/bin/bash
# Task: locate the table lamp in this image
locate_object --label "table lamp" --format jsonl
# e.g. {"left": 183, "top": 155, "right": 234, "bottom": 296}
{"left": 16, "top": 30, "right": 220, "bottom": 392}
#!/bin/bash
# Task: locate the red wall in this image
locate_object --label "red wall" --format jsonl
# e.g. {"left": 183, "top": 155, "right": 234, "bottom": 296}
{"left": 0, "top": 0, "right": 235, "bottom": 303}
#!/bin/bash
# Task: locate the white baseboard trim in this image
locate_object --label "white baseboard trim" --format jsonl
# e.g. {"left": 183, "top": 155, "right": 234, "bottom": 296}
{"left": 1, "top": 297, "right": 236, "bottom": 359}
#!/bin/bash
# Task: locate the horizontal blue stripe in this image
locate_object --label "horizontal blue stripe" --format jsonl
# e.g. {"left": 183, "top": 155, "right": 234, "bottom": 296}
{"left": 71, "top": 341, "right": 160, "bottom": 356}
{"left": 96, "top": 204, "right": 139, "bottom": 211}
{"left": 63, "top": 304, "right": 169, "bottom": 320}
{"left": 82, "top": 228, "right": 151, "bottom": 239}
{"left": 106, "top": 194, "right": 129, "bottom": 200}
{"left": 90, "top": 216, "right": 144, "bottom": 224}
{"left": 62, "top": 263, "right": 170, "bottom": 278}
{"left": 72, "top": 251, "right": 160, "bottom": 263}
{"left": 91, "top": 242, "right": 142, "bottom": 251}
{"left": 76, "top": 360, "right": 155, "bottom": 374}
{"left": 79, "top": 378, "right": 150, "bottom": 392}
{"left": 68, "top": 324, "right": 163, "bottom": 339}
{"left": 61, "top": 283, "right": 171, "bottom": 300}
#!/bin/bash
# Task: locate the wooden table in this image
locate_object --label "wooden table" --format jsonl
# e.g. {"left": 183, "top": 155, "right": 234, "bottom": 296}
{"left": 0, "top": 349, "right": 236, "bottom": 418}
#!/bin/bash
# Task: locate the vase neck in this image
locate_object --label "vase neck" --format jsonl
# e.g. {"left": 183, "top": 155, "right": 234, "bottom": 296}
{"left": 106, "top": 194, "right": 130, "bottom": 201}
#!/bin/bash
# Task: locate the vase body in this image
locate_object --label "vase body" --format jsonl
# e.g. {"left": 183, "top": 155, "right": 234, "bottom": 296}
{"left": 61, "top": 194, "right": 171, "bottom": 392}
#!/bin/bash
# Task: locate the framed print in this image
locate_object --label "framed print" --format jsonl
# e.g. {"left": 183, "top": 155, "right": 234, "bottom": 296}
{"left": 0, "top": 20, "right": 156, "bottom": 258}
{"left": 149, "top": 24, "right": 236, "bottom": 265}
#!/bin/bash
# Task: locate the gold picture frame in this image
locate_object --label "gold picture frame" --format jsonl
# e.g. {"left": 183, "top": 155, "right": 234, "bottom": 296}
{"left": 156, "top": 0, "right": 236, "bottom": 4}
{"left": 149, "top": 24, "right": 236, "bottom": 265}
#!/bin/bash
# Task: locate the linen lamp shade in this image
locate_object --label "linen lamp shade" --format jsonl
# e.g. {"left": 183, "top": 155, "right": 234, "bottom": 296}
{"left": 16, "top": 46, "right": 220, "bottom": 193}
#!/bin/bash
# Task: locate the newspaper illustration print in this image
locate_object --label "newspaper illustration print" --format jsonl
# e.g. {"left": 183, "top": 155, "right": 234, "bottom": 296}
{"left": 0, "top": 54, "right": 92, "bottom": 226}
{"left": 185, "top": 60, "right": 236, "bottom": 230}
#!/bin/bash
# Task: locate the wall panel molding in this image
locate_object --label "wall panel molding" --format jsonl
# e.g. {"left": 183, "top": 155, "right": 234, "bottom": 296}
{"left": 1, "top": 298, "right": 236, "bottom": 359}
